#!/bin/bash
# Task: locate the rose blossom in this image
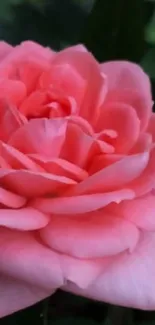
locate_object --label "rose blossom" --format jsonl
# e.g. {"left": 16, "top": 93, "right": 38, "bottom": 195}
{"left": 0, "top": 40, "right": 154, "bottom": 317}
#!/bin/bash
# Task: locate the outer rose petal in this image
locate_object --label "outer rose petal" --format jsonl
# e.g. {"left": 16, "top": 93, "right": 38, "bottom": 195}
{"left": 109, "top": 193, "right": 155, "bottom": 231}
{"left": 0, "top": 207, "right": 49, "bottom": 230}
{"left": 0, "top": 42, "right": 13, "bottom": 62}
{"left": 0, "top": 274, "right": 52, "bottom": 318}
{"left": 33, "top": 189, "right": 135, "bottom": 214}
{"left": 130, "top": 147, "right": 155, "bottom": 196}
{"left": 0, "top": 228, "right": 64, "bottom": 290}
{"left": 40, "top": 211, "right": 139, "bottom": 258}
{"left": 63, "top": 232, "right": 155, "bottom": 310}
{"left": 101, "top": 61, "right": 152, "bottom": 130}
{"left": 147, "top": 113, "right": 155, "bottom": 143}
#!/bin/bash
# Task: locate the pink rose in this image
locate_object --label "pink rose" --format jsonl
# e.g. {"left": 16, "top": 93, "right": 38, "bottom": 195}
{"left": 0, "top": 40, "right": 154, "bottom": 317}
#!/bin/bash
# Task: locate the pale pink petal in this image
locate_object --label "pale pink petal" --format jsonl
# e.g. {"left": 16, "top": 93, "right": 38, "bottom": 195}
{"left": 9, "top": 118, "right": 67, "bottom": 157}
{"left": 109, "top": 193, "right": 155, "bottom": 231}
{"left": 96, "top": 102, "right": 140, "bottom": 153}
{"left": 0, "top": 207, "right": 49, "bottom": 230}
{"left": 29, "top": 154, "right": 88, "bottom": 181}
{"left": 69, "top": 152, "right": 149, "bottom": 195}
{"left": 64, "top": 232, "right": 155, "bottom": 310}
{"left": 0, "top": 274, "right": 52, "bottom": 318}
{"left": 101, "top": 61, "right": 152, "bottom": 130}
{"left": 0, "top": 187, "right": 26, "bottom": 208}
{"left": 0, "top": 169, "right": 76, "bottom": 197}
{"left": 40, "top": 210, "right": 139, "bottom": 258}
{"left": 0, "top": 228, "right": 63, "bottom": 289}
{"left": 33, "top": 189, "right": 135, "bottom": 214}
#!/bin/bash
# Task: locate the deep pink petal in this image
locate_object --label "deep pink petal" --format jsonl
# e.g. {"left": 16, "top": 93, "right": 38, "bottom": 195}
{"left": 64, "top": 232, "right": 155, "bottom": 310}
{"left": 101, "top": 61, "right": 152, "bottom": 130}
{"left": 33, "top": 189, "right": 134, "bottom": 214}
{"left": 40, "top": 210, "right": 139, "bottom": 258}
{"left": 0, "top": 274, "right": 52, "bottom": 318}
{"left": 0, "top": 207, "right": 49, "bottom": 230}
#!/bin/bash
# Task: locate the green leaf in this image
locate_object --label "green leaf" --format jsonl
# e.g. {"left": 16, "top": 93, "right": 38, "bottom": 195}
{"left": 80, "top": 0, "right": 145, "bottom": 62}
{"left": 141, "top": 48, "right": 155, "bottom": 79}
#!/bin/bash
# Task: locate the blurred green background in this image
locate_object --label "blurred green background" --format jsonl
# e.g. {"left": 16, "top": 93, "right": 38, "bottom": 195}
{"left": 1, "top": 1, "right": 155, "bottom": 324}
{"left": 0, "top": 0, "right": 155, "bottom": 91}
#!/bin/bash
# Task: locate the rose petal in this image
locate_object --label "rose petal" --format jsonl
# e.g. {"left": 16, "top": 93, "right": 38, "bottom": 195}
{"left": 147, "top": 113, "right": 155, "bottom": 143}
{"left": 101, "top": 61, "right": 152, "bottom": 130}
{"left": 40, "top": 210, "right": 139, "bottom": 258}
{"left": 0, "top": 41, "right": 13, "bottom": 62}
{"left": 39, "top": 64, "right": 86, "bottom": 109}
{"left": 0, "top": 142, "right": 44, "bottom": 172}
{"left": 130, "top": 147, "right": 155, "bottom": 196}
{"left": 0, "top": 207, "right": 49, "bottom": 230}
{"left": 130, "top": 133, "right": 152, "bottom": 154}
{"left": 0, "top": 274, "right": 51, "bottom": 318}
{"left": 96, "top": 102, "right": 140, "bottom": 153}
{"left": 52, "top": 46, "right": 106, "bottom": 125}
{"left": 29, "top": 154, "right": 88, "bottom": 182}
{"left": 61, "top": 122, "right": 113, "bottom": 168}
{"left": 64, "top": 232, "right": 155, "bottom": 310}
{"left": 9, "top": 118, "right": 67, "bottom": 157}
{"left": 0, "top": 99, "right": 26, "bottom": 142}
{"left": 69, "top": 152, "right": 149, "bottom": 195}
{"left": 0, "top": 187, "right": 26, "bottom": 208}
{"left": 0, "top": 169, "right": 76, "bottom": 197}
{"left": 0, "top": 79, "right": 26, "bottom": 106}
{"left": 33, "top": 189, "right": 135, "bottom": 214}
{"left": 109, "top": 193, "right": 155, "bottom": 231}
{"left": 0, "top": 228, "right": 63, "bottom": 289}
